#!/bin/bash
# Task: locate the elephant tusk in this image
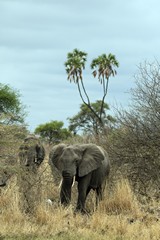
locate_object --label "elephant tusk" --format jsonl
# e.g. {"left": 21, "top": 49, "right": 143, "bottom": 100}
{"left": 97, "top": 146, "right": 105, "bottom": 156}
{"left": 58, "top": 176, "right": 75, "bottom": 189}
{"left": 72, "top": 176, "right": 75, "bottom": 187}
{"left": 58, "top": 179, "right": 63, "bottom": 189}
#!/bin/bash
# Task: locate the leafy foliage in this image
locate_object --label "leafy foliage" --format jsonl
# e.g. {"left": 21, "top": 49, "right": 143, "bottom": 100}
{"left": 0, "top": 83, "right": 26, "bottom": 124}
{"left": 65, "top": 48, "right": 87, "bottom": 83}
{"left": 68, "top": 100, "right": 116, "bottom": 135}
{"left": 34, "top": 120, "right": 72, "bottom": 143}
{"left": 91, "top": 53, "right": 119, "bottom": 82}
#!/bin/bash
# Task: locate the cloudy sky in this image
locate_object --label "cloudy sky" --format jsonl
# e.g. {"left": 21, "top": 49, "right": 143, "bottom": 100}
{"left": 0, "top": 0, "right": 160, "bottom": 132}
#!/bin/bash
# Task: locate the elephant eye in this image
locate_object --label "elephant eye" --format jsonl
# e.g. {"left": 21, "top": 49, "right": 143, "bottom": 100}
{"left": 74, "top": 157, "right": 79, "bottom": 164}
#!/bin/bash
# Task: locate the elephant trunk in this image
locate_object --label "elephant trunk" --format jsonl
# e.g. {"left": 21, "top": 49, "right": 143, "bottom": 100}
{"left": 60, "top": 172, "right": 73, "bottom": 206}
{"left": 25, "top": 151, "right": 36, "bottom": 166}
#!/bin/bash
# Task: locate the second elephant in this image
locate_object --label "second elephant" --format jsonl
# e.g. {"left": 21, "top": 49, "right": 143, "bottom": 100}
{"left": 49, "top": 143, "right": 110, "bottom": 213}
{"left": 18, "top": 135, "right": 45, "bottom": 213}
{"left": 19, "top": 135, "right": 45, "bottom": 170}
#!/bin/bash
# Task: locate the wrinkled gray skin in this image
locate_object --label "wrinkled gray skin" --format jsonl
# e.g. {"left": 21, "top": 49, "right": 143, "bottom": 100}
{"left": 19, "top": 136, "right": 45, "bottom": 169}
{"left": 49, "top": 143, "right": 110, "bottom": 213}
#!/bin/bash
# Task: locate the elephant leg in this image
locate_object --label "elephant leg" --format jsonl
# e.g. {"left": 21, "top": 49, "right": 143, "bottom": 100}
{"left": 76, "top": 184, "right": 87, "bottom": 212}
{"left": 96, "top": 186, "right": 103, "bottom": 206}
{"left": 86, "top": 186, "right": 91, "bottom": 197}
{"left": 76, "top": 175, "right": 91, "bottom": 213}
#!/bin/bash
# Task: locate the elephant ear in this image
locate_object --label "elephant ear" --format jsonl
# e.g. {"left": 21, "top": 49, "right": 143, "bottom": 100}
{"left": 35, "top": 143, "right": 45, "bottom": 165}
{"left": 78, "top": 144, "right": 104, "bottom": 177}
{"left": 49, "top": 143, "right": 67, "bottom": 172}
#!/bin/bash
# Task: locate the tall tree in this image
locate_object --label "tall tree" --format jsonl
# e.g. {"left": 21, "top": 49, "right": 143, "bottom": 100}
{"left": 91, "top": 53, "right": 119, "bottom": 119}
{"left": 65, "top": 49, "right": 119, "bottom": 133}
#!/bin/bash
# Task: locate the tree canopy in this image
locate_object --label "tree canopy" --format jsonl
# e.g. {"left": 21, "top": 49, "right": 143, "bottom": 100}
{"left": 0, "top": 83, "right": 26, "bottom": 125}
{"left": 34, "top": 120, "right": 72, "bottom": 144}
{"left": 68, "top": 100, "right": 116, "bottom": 135}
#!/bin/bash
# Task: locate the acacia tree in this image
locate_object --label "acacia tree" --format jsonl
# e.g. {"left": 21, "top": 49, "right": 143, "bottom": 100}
{"left": 68, "top": 100, "right": 116, "bottom": 135}
{"left": 34, "top": 120, "right": 71, "bottom": 144}
{"left": 0, "top": 83, "right": 26, "bottom": 124}
{"left": 64, "top": 49, "right": 119, "bottom": 134}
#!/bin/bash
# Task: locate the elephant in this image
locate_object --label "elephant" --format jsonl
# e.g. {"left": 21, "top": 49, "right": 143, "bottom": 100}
{"left": 18, "top": 135, "right": 45, "bottom": 170}
{"left": 49, "top": 143, "right": 110, "bottom": 213}
{"left": 18, "top": 135, "right": 45, "bottom": 213}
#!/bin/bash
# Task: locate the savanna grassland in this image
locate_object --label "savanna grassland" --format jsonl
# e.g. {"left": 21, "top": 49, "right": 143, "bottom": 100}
{"left": 0, "top": 124, "right": 160, "bottom": 240}
{"left": 0, "top": 152, "right": 160, "bottom": 240}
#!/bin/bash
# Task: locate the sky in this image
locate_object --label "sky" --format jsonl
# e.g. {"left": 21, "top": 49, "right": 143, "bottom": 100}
{"left": 0, "top": 0, "right": 160, "bottom": 132}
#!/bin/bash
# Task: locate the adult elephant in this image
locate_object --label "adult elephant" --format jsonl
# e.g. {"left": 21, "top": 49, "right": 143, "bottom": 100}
{"left": 19, "top": 135, "right": 45, "bottom": 170}
{"left": 49, "top": 143, "right": 110, "bottom": 213}
{"left": 18, "top": 135, "right": 45, "bottom": 214}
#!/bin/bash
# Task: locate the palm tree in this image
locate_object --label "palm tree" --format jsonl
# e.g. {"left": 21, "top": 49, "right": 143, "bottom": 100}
{"left": 65, "top": 49, "right": 87, "bottom": 83}
{"left": 91, "top": 53, "right": 119, "bottom": 119}
{"left": 64, "top": 48, "right": 90, "bottom": 104}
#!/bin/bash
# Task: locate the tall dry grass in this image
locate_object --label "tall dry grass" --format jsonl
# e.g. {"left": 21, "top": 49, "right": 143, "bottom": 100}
{"left": 0, "top": 165, "right": 159, "bottom": 240}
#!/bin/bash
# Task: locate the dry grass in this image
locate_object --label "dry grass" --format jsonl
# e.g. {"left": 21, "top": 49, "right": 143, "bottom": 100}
{"left": 102, "top": 179, "right": 140, "bottom": 215}
{"left": 1, "top": 126, "right": 159, "bottom": 239}
{"left": 0, "top": 172, "right": 159, "bottom": 240}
